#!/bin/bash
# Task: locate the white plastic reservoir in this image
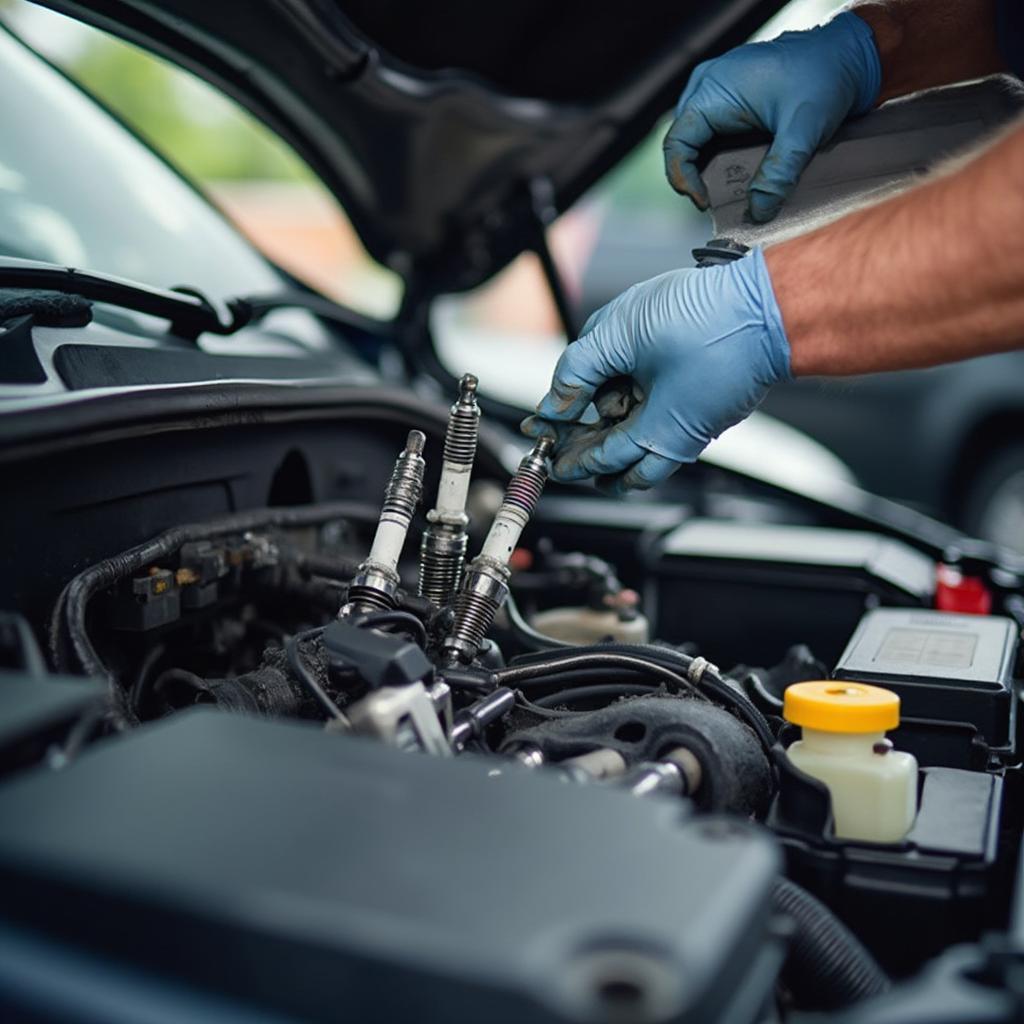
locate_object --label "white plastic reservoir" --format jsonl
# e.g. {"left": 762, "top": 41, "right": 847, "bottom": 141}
{"left": 783, "top": 681, "right": 918, "bottom": 844}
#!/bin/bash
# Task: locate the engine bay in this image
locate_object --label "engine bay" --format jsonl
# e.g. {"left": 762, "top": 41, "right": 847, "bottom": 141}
{"left": 2, "top": 373, "right": 1024, "bottom": 1024}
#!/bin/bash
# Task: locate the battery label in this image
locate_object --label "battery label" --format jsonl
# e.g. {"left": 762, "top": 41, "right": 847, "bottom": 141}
{"left": 875, "top": 627, "right": 978, "bottom": 670}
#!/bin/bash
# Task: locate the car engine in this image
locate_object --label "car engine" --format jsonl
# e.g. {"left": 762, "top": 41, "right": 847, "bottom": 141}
{"left": 1, "top": 373, "right": 1022, "bottom": 1024}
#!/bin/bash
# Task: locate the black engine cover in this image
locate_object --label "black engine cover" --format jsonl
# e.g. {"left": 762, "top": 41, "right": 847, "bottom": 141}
{"left": 0, "top": 710, "right": 781, "bottom": 1024}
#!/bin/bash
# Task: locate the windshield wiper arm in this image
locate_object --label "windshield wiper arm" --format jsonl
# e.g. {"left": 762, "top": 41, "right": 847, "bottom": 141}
{"left": 0, "top": 258, "right": 248, "bottom": 341}
{"left": 0, "top": 258, "right": 390, "bottom": 345}
{"left": 236, "top": 289, "right": 387, "bottom": 335}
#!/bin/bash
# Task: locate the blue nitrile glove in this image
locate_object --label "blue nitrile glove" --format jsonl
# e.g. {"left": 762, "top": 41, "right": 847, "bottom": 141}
{"left": 663, "top": 11, "right": 881, "bottom": 222}
{"left": 521, "top": 248, "right": 790, "bottom": 494}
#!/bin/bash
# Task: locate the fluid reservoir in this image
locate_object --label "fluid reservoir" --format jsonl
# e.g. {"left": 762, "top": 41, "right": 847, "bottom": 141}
{"left": 529, "top": 606, "right": 650, "bottom": 645}
{"left": 783, "top": 681, "right": 918, "bottom": 844}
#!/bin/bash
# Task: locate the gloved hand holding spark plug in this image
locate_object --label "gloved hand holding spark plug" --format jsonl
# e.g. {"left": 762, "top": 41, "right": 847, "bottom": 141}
{"left": 522, "top": 11, "right": 883, "bottom": 491}
{"left": 525, "top": 3, "right": 1024, "bottom": 492}
{"left": 522, "top": 249, "right": 791, "bottom": 493}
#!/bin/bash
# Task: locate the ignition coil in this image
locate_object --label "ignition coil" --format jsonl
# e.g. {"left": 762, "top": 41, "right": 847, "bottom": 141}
{"left": 442, "top": 437, "right": 552, "bottom": 663}
{"left": 343, "top": 430, "right": 426, "bottom": 614}
{"left": 419, "top": 374, "right": 480, "bottom": 607}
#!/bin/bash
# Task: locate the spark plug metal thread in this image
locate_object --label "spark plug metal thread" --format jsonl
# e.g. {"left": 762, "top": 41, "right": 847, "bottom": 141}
{"left": 443, "top": 437, "right": 553, "bottom": 663}
{"left": 343, "top": 430, "right": 426, "bottom": 615}
{"left": 441, "top": 374, "right": 480, "bottom": 465}
{"left": 419, "top": 375, "right": 480, "bottom": 607}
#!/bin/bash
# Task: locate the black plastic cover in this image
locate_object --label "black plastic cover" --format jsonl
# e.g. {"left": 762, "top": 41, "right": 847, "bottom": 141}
{"left": 0, "top": 710, "right": 782, "bottom": 1023}
{"left": 0, "top": 662, "right": 105, "bottom": 778}
{"left": 0, "top": 316, "right": 47, "bottom": 385}
{"left": 651, "top": 520, "right": 933, "bottom": 666}
{"left": 769, "top": 751, "right": 1004, "bottom": 977}
{"left": 0, "top": 612, "right": 47, "bottom": 676}
{"left": 53, "top": 344, "right": 348, "bottom": 390}
{"left": 323, "top": 618, "right": 432, "bottom": 689}
{"left": 834, "top": 609, "right": 1018, "bottom": 748}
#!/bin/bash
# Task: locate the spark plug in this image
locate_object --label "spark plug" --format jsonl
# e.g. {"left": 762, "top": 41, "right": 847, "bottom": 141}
{"left": 343, "top": 430, "right": 426, "bottom": 614}
{"left": 442, "top": 437, "right": 553, "bottom": 663}
{"left": 419, "top": 374, "right": 480, "bottom": 607}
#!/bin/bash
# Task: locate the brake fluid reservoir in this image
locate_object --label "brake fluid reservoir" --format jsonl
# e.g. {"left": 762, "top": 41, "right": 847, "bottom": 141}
{"left": 783, "top": 681, "right": 917, "bottom": 843}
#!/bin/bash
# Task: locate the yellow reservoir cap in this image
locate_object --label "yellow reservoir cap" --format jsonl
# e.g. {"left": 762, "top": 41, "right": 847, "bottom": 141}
{"left": 783, "top": 681, "right": 900, "bottom": 734}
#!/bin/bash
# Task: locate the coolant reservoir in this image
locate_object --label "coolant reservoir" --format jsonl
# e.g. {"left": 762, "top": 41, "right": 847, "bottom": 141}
{"left": 783, "top": 681, "right": 918, "bottom": 844}
{"left": 529, "top": 607, "right": 650, "bottom": 645}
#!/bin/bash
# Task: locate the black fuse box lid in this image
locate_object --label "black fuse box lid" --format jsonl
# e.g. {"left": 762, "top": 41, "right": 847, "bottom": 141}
{"left": 833, "top": 609, "right": 1018, "bottom": 748}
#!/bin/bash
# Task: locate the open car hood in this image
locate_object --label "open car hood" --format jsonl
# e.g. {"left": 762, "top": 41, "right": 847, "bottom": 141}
{"left": 30, "top": 0, "right": 784, "bottom": 295}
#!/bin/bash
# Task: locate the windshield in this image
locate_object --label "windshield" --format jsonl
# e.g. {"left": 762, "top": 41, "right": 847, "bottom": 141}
{"left": 0, "top": 27, "right": 282, "bottom": 302}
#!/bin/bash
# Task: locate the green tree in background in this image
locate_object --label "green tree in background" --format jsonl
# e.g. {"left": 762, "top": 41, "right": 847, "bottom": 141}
{"left": 70, "top": 37, "right": 314, "bottom": 183}
{"left": 2, "top": 0, "right": 312, "bottom": 184}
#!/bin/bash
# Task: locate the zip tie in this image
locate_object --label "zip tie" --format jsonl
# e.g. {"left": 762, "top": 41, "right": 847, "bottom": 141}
{"left": 687, "top": 656, "right": 718, "bottom": 685}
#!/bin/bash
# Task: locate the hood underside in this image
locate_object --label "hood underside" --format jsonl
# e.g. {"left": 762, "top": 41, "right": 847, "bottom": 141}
{"left": 30, "top": 0, "right": 783, "bottom": 295}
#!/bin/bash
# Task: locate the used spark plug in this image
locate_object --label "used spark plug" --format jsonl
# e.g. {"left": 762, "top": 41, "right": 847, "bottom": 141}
{"left": 419, "top": 374, "right": 480, "bottom": 607}
{"left": 442, "top": 437, "right": 553, "bottom": 663}
{"left": 343, "top": 430, "right": 426, "bottom": 614}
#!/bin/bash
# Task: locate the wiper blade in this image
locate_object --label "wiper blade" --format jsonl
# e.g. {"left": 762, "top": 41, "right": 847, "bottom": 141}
{"left": 238, "top": 289, "right": 387, "bottom": 336}
{"left": 0, "top": 259, "right": 389, "bottom": 343}
{"left": 0, "top": 258, "right": 247, "bottom": 341}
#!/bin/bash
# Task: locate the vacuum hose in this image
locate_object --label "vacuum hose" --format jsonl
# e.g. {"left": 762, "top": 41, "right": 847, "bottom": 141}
{"left": 773, "top": 877, "right": 890, "bottom": 1010}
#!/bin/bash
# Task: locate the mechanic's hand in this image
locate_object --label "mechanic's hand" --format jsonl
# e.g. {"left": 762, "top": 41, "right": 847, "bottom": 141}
{"left": 664, "top": 11, "right": 881, "bottom": 223}
{"left": 521, "top": 249, "right": 790, "bottom": 493}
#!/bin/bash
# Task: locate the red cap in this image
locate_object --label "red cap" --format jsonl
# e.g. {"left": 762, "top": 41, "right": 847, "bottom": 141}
{"left": 935, "top": 563, "right": 992, "bottom": 615}
{"left": 509, "top": 547, "right": 534, "bottom": 572}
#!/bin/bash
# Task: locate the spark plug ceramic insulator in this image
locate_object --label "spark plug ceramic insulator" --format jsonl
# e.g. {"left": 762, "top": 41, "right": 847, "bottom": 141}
{"left": 343, "top": 430, "right": 426, "bottom": 615}
{"left": 443, "top": 437, "right": 553, "bottom": 663}
{"left": 419, "top": 374, "right": 480, "bottom": 607}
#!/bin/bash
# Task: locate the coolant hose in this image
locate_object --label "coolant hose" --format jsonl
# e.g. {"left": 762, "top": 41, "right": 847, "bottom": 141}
{"left": 773, "top": 877, "right": 890, "bottom": 1009}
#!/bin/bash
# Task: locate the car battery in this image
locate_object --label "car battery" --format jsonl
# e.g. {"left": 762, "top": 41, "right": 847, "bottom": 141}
{"left": 649, "top": 520, "right": 935, "bottom": 666}
{"left": 833, "top": 608, "right": 1018, "bottom": 750}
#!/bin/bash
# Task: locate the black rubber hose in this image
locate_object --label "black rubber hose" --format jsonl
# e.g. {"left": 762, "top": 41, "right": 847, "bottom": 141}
{"left": 517, "top": 666, "right": 659, "bottom": 692}
{"left": 773, "top": 877, "right": 890, "bottom": 1010}
{"left": 292, "top": 552, "right": 363, "bottom": 580}
{"left": 150, "top": 667, "right": 209, "bottom": 698}
{"left": 501, "top": 590, "right": 572, "bottom": 652}
{"left": 511, "top": 643, "right": 776, "bottom": 752}
{"left": 128, "top": 642, "right": 166, "bottom": 721}
{"left": 350, "top": 609, "right": 428, "bottom": 648}
{"left": 493, "top": 652, "right": 706, "bottom": 700}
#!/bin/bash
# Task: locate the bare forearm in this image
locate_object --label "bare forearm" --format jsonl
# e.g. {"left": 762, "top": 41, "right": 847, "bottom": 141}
{"left": 767, "top": 121, "right": 1024, "bottom": 377}
{"left": 853, "top": 0, "right": 1006, "bottom": 102}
